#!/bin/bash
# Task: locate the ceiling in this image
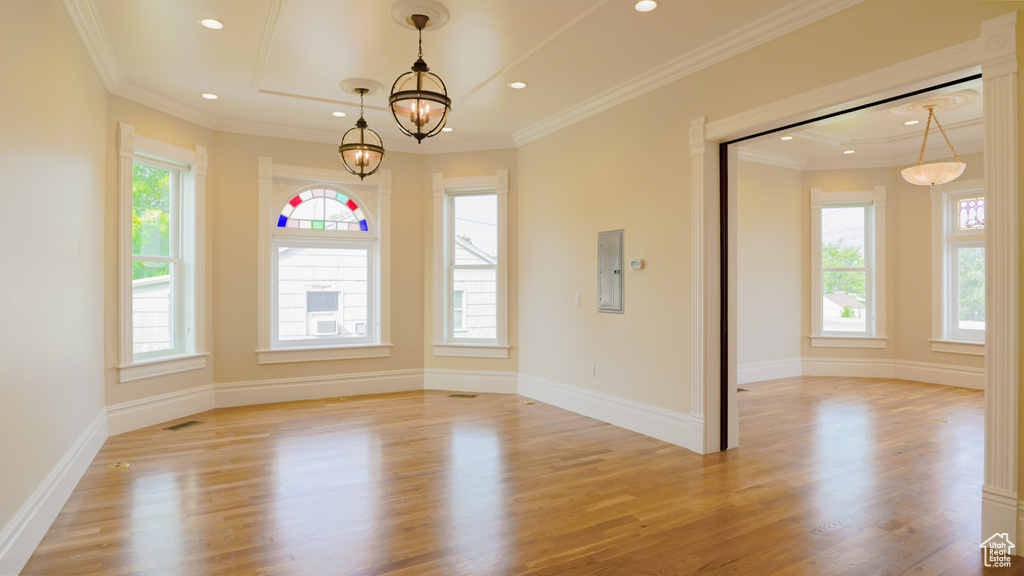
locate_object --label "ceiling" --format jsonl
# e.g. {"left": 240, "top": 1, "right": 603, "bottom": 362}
{"left": 737, "top": 78, "right": 984, "bottom": 171}
{"left": 68, "top": 0, "right": 867, "bottom": 154}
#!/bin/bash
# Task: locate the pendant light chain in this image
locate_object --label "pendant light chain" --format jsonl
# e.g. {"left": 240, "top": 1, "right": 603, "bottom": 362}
{"left": 917, "top": 106, "right": 962, "bottom": 165}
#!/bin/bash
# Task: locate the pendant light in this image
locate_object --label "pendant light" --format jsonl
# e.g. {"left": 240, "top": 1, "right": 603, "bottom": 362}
{"left": 901, "top": 105, "right": 966, "bottom": 186}
{"left": 338, "top": 88, "right": 385, "bottom": 180}
{"left": 389, "top": 13, "right": 451, "bottom": 143}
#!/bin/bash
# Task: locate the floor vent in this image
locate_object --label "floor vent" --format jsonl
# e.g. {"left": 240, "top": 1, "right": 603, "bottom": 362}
{"left": 737, "top": 388, "right": 749, "bottom": 393}
{"left": 164, "top": 420, "right": 203, "bottom": 431}
{"left": 448, "top": 394, "right": 477, "bottom": 399}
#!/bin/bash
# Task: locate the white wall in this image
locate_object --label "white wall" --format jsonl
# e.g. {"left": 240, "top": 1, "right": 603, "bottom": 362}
{"left": 0, "top": 1, "right": 107, "bottom": 572}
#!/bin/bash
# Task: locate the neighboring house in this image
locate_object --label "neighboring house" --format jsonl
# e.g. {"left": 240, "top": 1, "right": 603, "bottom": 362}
{"left": 277, "top": 247, "right": 369, "bottom": 340}
{"left": 132, "top": 274, "right": 171, "bottom": 354}
{"left": 823, "top": 292, "right": 865, "bottom": 319}
{"left": 453, "top": 235, "right": 497, "bottom": 340}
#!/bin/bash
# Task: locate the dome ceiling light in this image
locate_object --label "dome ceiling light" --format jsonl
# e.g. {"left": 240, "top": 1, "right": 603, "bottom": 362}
{"left": 894, "top": 92, "right": 976, "bottom": 186}
{"left": 338, "top": 87, "right": 385, "bottom": 180}
{"left": 389, "top": 3, "right": 451, "bottom": 143}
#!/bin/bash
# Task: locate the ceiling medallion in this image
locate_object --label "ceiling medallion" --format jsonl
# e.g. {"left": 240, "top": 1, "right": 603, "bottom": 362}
{"left": 338, "top": 87, "right": 385, "bottom": 180}
{"left": 389, "top": 3, "right": 451, "bottom": 143}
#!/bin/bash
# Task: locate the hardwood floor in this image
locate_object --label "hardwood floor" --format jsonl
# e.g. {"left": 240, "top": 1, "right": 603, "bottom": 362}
{"left": 22, "top": 377, "right": 1020, "bottom": 575}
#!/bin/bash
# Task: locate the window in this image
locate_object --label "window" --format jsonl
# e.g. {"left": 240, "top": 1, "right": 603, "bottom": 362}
{"left": 257, "top": 159, "right": 391, "bottom": 363}
{"left": 432, "top": 170, "right": 509, "bottom": 358}
{"left": 931, "top": 179, "right": 985, "bottom": 353}
{"left": 117, "top": 123, "right": 207, "bottom": 382}
{"left": 810, "top": 187, "right": 887, "bottom": 348}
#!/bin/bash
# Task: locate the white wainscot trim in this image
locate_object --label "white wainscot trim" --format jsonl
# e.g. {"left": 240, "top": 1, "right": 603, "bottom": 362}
{"left": 424, "top": 369, "right": 518, "bottom": 394}
{"left": 215, "top": 369, "right": 423, "bottom": 408}
{"left": 810, "top": 336, "right": 888, "bottom": 349}
{"left": 517, "top": 373, "right": 705, "bottom": 454}
{"left": 801, "top": 358, "right": 985, "bottom": 390}
{"left": 929, "top": 339, "right": 986, "bottom": 356}
{"left": 256, "top": 343, "right": 393, "bottom": 364}
{"left": 431, "top": 343, "right": 510, "bottom": 359}
{"left": 0, "top": 411, "right": 107, "bottom": 576}
{"left": 117, "top": 352, "right": 208, "bottom": 383}
{"left": 107, "top": 385, "right": 215, "bottom": 436}
{"left": 1018, "top": 501, "right": 1024, "bottom": 552}
{"left": 737, "top": 357, "right": 802, "bottom": 385}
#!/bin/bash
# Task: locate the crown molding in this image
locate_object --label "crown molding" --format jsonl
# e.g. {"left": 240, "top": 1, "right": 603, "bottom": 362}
{"left": 512, "top": 0, "right": 866, "bottom": 147}
{"left": 251, "top": 0, "right": 286, "bottom": 92}
{"left": 112, "top": 81, "right": 218, "bottom": 129}
{"left": 61, "top": 0, "right": 122, "bottom": 91}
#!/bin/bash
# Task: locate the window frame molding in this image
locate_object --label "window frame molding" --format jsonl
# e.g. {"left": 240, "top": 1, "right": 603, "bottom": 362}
{"left": 257, "top": 158, "right": 392, "bottom": 364}
{"left": 930, "top": 177, "right": 986, "bottom": 355}
{"left": 432, "top": 170, "right": 509, "bottom": 358}
{"left": 116, "top": 123, "right": 208, "bottom": 382}
{"left": 809, "top": 186, "right": 888, "bottom": 349}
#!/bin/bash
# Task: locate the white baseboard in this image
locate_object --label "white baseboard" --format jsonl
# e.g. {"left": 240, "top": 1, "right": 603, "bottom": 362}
{"left": 215, "top": 369, "right": 423, "bottom": 408}
{"left": 981, "top": 486, "right": 1019, "bottom": 550}
{"left": 1018, "top": 501, "right": 1024, "bottom": 553}
{"left": 424, "top": 368, "right": 519, "bottom": 394}
{"left": 737, "top": 357, "right": 802, "bottom": 384}
{"left": 0, "top": 411, "right": 107, "bottom": 576}
{"left": 517, "top": 373, "right": 704, "bottom": 454}
{"left": 801, "top": 357, "right": 985, "bottom": 390}
{"left": 107, "top": 385, "right": 215, "bottom": 436}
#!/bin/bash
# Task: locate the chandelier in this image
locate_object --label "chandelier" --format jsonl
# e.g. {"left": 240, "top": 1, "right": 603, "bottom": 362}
{"left": 338, "top": 88, "right": 384, "bottom": 180}
{"left": 901, "top": 105, "right": 966, "bottom": 186}
{"left": 389, "top": 13, "right": 451, "bottom": 142}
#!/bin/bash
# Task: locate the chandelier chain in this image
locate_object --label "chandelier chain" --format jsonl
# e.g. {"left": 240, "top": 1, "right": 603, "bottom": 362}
{"left": 917, "top": 106, "right": 962, "bottom": 165}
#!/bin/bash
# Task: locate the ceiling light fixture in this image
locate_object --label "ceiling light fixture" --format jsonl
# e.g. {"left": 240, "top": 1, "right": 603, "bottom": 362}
{"left": 510, "top": 81, "right": 527, "bottom": 89}
{"left": 441, "top": 127, "right": 453, "bottom": 132}
{"left": 201, "top": 93, "right": 218, "bottom": 100}
{"left": 389, "top": 13, "right": 451, "bottom": 143}
{"left": 635, "top": 1, "right": 658, "bottom": 12}
{"left": 332, "top": 111, "right": 347, "bottom": 118}
{"left": 904, "top": 120, "right": 919, "bottom": 126}
{"left": 843, "top": 150, "right": 855, "bottom": 155}
{"left": 901, "top": 105, "right": 965, "bottom": 186}
{"left": 780, "top": 136, "right": 794, "bottom": 141}
{"left": 339, "top": 88, "right": 385, "bottom": 181}
{"left": 199, "top": 18, "right": 224, "bottom": 30}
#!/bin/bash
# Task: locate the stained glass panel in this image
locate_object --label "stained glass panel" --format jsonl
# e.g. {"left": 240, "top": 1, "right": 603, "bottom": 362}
{"left": 957, "top": 197, "right": 985, "bottom": 230}
{"left": 278, "top": 188, "right": 368, "bottom": 232}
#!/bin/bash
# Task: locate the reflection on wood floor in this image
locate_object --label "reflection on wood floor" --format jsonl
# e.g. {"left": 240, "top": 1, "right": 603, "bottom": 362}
{"left": 24, "top": 376, "right": 1017, "bottom": 575}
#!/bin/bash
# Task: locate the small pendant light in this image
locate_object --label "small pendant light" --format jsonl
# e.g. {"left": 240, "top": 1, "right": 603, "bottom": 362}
{"left": 389, "top": 13, "right": 451, "bottom": 143}
{"left": 338, "top": 88, "right": 385, "bottom": 180}
{"left": 901, "top": 105, "right": 966, "bottom": 186}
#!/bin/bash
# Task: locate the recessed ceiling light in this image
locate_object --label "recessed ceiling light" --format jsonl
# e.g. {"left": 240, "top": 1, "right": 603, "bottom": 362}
{"left": 843, "top": 149, "right": 856, "bottom": 155}
{"left": 332, "top": 111, "right": 347, "bottom": 118}
{"left": 201, "top": 93, "right": 219, "bottom": 100}
{"left": 904, "top": 120, "right": 920, "bottom": 126}
{"left": 780, "top": 136, "right": 794, "bottom": 141}
{"left": 199, "top": 18, "right": 224, "bottom": 30}
{"left": 510, "top": 81, "right": 527, "bottom": 90}
{"left": 635, "top": 0, "right": 658, "bottom": 12}
{"left": 441, "top": 127, "right": 453, "bottom": 133}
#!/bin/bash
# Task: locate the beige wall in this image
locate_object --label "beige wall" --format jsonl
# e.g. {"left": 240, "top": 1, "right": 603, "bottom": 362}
{"left": 737, "top": 161, "right": 803, "bottom": 366}
{"left": 0, "top": 0, "right": 107, "bottom": 545}
{"left": 210, "top": 133, "right": 427, "bottom": 384}
{"left": 422, "top": 150, "right": 519, "bottom": 373}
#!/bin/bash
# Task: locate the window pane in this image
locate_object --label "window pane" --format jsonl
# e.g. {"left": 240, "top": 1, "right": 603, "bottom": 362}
{"left": 278, "top": 247, "right": 368, "bottom": 341}
{"left": 822, "top": 271, "right": 867, "bottom": 333}
{"left": 821, "top": 206, "right": 865, "bottom": 267}
{"left": 453, "top": 195, "right": 498, "bottom": 263}
{"left": 453, "top": 268, "right": 496, "bottom": 339}
{"left": 132, "top": 163, "right": 171, "bottom": 257}
{"left": 958, "top": 197, "right": 985, "bottom": 230}
{"left": 132, "top": 261, "right": 173, "bottom": 354}
{"left": 957, "top": 246, "right": 985, "bottom": 330}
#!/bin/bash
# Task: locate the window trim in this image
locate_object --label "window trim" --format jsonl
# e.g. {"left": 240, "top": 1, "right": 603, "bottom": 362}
{"left": 256, "top": 159, "right": 391, "bottom": 364}
{"left": 930, "top": 178, "right": 986, "bottom": 355}
{"left": 432, "top": 171, "right": 509, "bottom": 358}
{"left": 117, "top": 123, "right": 207, "bottom": 382}
{"left": 809, "top": 187, "right": 887, "bottom": 348}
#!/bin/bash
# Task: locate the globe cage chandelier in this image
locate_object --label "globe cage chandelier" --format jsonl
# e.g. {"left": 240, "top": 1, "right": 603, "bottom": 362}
{"left": 900, "top": 104, "right": 966, "bottom": 186}
{"left": 389, "top": 13, "right": 451, "bottom": 142}
{"left": 338, "top": 87, "right": 385, "bottom": 180}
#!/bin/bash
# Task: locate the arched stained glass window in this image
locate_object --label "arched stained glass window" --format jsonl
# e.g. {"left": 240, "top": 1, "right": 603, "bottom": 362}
{"left": 277, "top": 188, "right": 369, "bottom": 232}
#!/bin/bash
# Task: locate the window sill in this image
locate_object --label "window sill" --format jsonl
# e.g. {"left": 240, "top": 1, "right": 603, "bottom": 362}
{"left": 930, "top": 339, "right": 986, "bottom": 356}
{"left": 432, "top": 343, "right": 510, "bottom": 359}
{"left": 810, "top": 336, "right": 888, "bottom": 349}
{"left": 118, "top": 353, "right": 208, "bottom": 383}
{"left": 257, "top": 343, "right": 392, "bottom": 364}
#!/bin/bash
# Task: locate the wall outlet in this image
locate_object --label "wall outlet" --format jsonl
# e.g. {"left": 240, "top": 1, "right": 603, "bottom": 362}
{"left": 574, "top": 294, "right": 581, "bottom": 306}
{"left": 588, "top": 364, "right": 595, "bottom": 377}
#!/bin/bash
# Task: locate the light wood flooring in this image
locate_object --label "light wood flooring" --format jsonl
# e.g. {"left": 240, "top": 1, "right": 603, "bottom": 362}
{"left": 22, "top": 376, "right": 1020, "bottom": 575}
